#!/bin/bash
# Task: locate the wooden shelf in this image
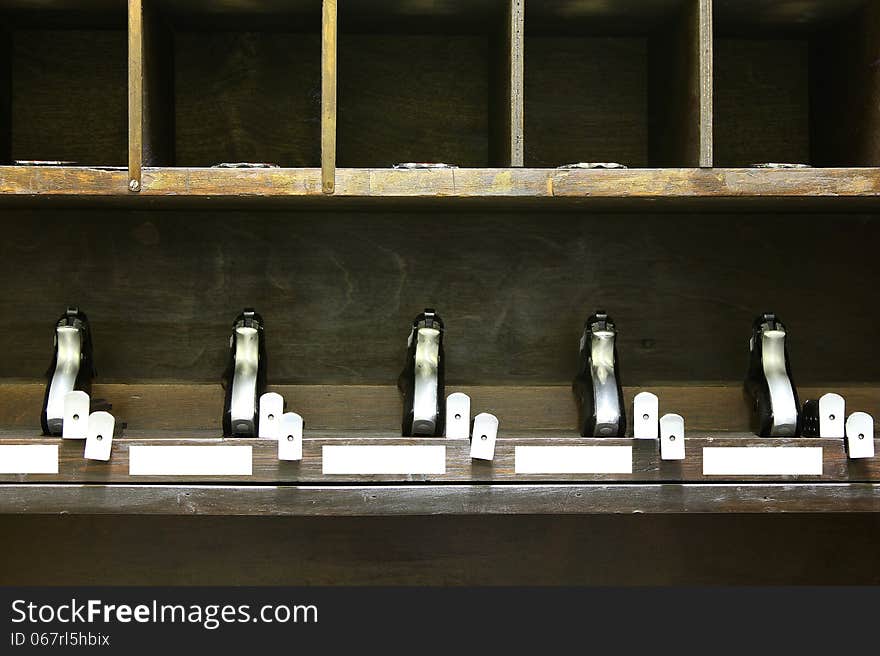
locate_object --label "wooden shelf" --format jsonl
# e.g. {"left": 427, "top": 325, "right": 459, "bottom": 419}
{"left": 0, "top": 432, "right": 876, "bottom": 484}
{"left": 1, "top": 482, "right": 878, "bottom": 516}
{"left": 2, "top": 166, "right": 880, "bottom": 208}
{"left": 3, "top": 0, "right": 878, "bottom": 204}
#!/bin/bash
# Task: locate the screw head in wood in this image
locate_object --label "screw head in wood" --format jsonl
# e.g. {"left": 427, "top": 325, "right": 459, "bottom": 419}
{"left": 129, "top": 179, "right": 140, "bottom": 192}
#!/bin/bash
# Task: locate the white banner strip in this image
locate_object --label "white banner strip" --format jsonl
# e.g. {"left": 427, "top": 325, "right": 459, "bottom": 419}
{"left": 515, "top": 446, "right": 633, "bottom": 474}
{"left": 703, "top": 447, "right": 823, "bottom": 476}
{"left": 129, "top": 446, "right": 253, "bottom": 476}
{"left": 322, "top": 445, "right": 446, "bottom": 475}
{"left": 0, "top": 445, "right": 59, "bottom": 474}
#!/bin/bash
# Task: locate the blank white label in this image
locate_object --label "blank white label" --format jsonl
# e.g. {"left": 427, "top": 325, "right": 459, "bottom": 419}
{"left": 322, "top": 445, "right": 446, "bottom": 475}
{"left": 0, "top": 445, "right": 59, "bottom": 474}
{"left": 129, "top": 446, "right": 253, "bottom": 476}
{"left": 515, "top": 446, "right": 632, "bottom": 474}
{"left": 703, "top": 447, "right": 823, "bottom": 476}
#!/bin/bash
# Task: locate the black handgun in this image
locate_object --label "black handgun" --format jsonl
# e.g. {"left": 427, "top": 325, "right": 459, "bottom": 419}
{"left": 399, "top": 309, "right": 445, "bottom": 437}
{"left": 745, "top": 313, "right": 801, "bottom": 437}
{"left": 41, "top": 307, "right": 95, "bottom": 436}
{"left": 574, "top": 311, "right": 626, "bottom": 437}
{"left": 222, "top": 309, "right": 267, "bottom": 437}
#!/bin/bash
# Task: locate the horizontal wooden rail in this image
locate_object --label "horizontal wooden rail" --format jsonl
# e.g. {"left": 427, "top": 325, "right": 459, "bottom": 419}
{"left": 0, "top": 482, "right": 878, "bottom": 515}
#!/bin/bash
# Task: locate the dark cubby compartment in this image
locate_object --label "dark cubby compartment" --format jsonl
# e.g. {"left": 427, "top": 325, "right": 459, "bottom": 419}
{"left": 524, "top": 0, "right": 708, "bottom": 168}
{"left": 0, "top": 0, "right": 127, "bottom": 166}
{"left": 714, "top": 0, "right": 880, "bottom": 167}
{"left": 143, "top": 0, "right": 323, "bottom": 168}
{"left": 337, "top": 0, "right": 516, "bottom": 168}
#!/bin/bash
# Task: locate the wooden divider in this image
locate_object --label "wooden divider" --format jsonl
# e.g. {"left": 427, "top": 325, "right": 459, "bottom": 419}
{"left": 648, "top": 0, "right": 713, "bottom": 167}
{"left": 321, "top": 0, "right": 337, "bottom": 193}
{"left": 491, "top": 0, "right": 524, "bottom": 167}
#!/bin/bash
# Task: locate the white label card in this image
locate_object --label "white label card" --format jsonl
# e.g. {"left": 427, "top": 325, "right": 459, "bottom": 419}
{"left": 0, "top": 445, "right": 59, "bottom": 474}
{"left": 129, "top": 446, "right": 253, "bottom": 476}
{"left": 702, "top": 447, "right": 823, "bottom": 476}
{"left": 514, "top": 446, "right": 632, "bottom": 474}
{"left": 322, "top": 445, "right": 446, "bottom": 475}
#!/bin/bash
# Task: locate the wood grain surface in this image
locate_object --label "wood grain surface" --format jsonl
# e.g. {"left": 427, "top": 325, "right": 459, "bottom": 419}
{"left": 337, "top": 35, "right": 490, "bottom": 167}
{"left": 2, "top": 383, "right": 879, "bottom": 433}
{"left": 174, "top": 31, "right": 320, "bottom": 167}
{"left": 11, "top": 30, "right": 127, "bottom": 166}
{"left": 0, "top": 432, "right": 875, "bottom": 484}
{"left": 713, "top": 38, "right": 811, "bottom": 166}
{"left": 3, "top": 166, "right": 880, "bottom": 202}
{"left": 524, "top": 36, "right": 648, "bottom": 167}
{"left": 1, "top": 208, "right": 879, "bottom": 384}
{"left": 3, "top": 512, "right": 878, "bottom": 584}
{"left": 810, "top": 1, "right": 880, "bottom": 166}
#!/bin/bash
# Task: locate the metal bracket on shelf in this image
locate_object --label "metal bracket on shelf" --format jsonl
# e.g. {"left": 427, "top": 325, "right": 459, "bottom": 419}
{"left": 845, "top": 412, "right": 875, "bottom": 459}
{"left": 62, "top": 390, "right": 90, "bottom": 440}
{"left": 278, "top": 412, "right": 304, "bottom": 462}
{"left": 445, "top": 392, "right": 471, "bottom": 439}
{"left": 84, "top": 411, "right": 115, "bottom": 462}
{"left": 633, "top": 392, "right": 659, "bottom": 439}
{"left": 258, "top": 392, "right": 285, "bottom": 439}
{"left": 659, "top": 413, "right": 685, "bottom": 461}
{"left": 470, "top": 412, "right": 499, "bottom": 461}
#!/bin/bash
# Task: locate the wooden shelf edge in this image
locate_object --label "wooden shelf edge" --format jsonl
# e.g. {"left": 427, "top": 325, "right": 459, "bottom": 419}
{"left": 0, "top": 435, "right": 876, "bottom": 484}
{"left": 0, "top": 482, "right": 878, "bottom": 516}
{"left": 2, "top": 167, "right": 880, "bottom": 204}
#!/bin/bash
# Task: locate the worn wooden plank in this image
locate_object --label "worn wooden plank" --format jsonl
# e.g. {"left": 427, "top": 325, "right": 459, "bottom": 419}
{"left": 2, "top": 383, "right": 879, "bottom": 433}
{"left": 0, "top": 432, "right": 875, "bottom": 484}
{"left": 128, "top": 0, "right": 143, "bottom": 185}
{"left": 3, "top": 166, "right": 880, "bottom": 199}
{"left": 0, "top": 482, "right": 878, "bottom": 516}
{"left": 3, "top": 512, "right": 880, "bottom": 584}
{"left": 648, "top": 0, "right": 709, "bottom": 166}
{"left": 697, "top": 0, "right": 712, "bottom": 166}
{"left": 321, "top": 0, "right": 337, "bottom": 193}
{"left": 2, "top": 207, "right": 880, "bottom": 384}
{"left": 140, "top": 0, "right": 173, "bottom": 170}
{"left": 490, "top": 0, "right": 523, "bottom": 167}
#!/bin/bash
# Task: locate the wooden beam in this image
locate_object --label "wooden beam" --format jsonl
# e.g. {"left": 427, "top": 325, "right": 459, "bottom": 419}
{"left": 0, "top": 432, "right": 877, "bottom": 485}
{"left": 648, "top": 0, "right": 712, "bottom": 166}
{"left": 128, "top": 0, "right": 143, "bottom": 190}
{"left": 698, "top": 0, "right": 713, "bottom": 167}
{"left": 321, "top": 0, "right": 337, "bottom": 194}
{"left": 1, "top": 482, "right": 878, "bottom": 515}
{"left": 492, "top": 0, "right": 524, "bottom": 166}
